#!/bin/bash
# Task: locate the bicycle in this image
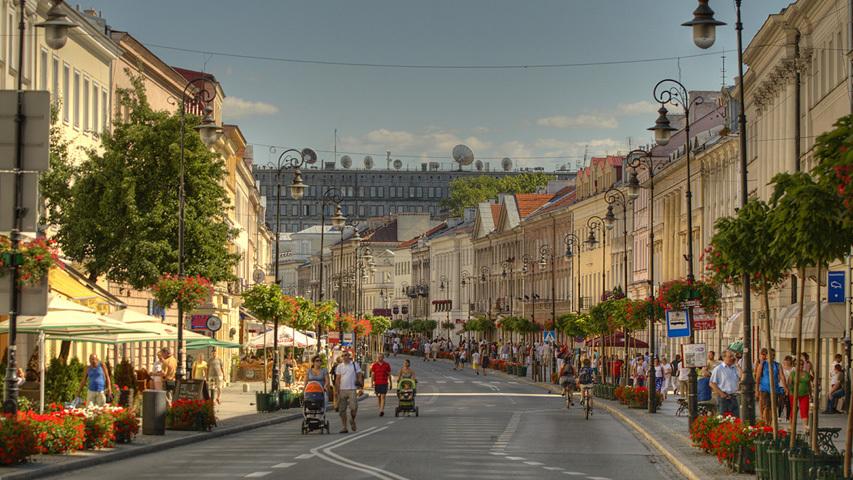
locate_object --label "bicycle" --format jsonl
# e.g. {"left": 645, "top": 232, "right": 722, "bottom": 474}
{"left": 580, "top": 385, "right": 593, "bottom": 420}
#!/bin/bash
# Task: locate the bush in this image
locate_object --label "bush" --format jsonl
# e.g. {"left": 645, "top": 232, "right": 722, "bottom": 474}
{"left": 167, "top": 399, "right": 216, "bottom": 431}
{"left": 113, "top": 409, "right": 140, "bottom": 444}
{"left": 113, "top": 359, "right": 136, "bottom": 390}
{"left": 0, "top": 414, "right": 39, "bottom": 465}
{"left": 45, "top": 357, "right": 84, "bottom": 404}
{"left": 26, "top": 410, "right": 85, "bottom": 454}
{"left": 83, "top": 413, "right": 115, "bottom": 449}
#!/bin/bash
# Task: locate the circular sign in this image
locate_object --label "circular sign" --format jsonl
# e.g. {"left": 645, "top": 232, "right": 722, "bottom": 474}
{"left": 206, "top": 315, "right": 222, "bottom": 332}
{"left": 252, "top": 269, "right": 266, "bottom": 284}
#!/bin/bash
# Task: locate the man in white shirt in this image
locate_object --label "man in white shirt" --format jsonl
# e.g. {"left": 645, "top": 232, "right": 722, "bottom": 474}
{"left": 334, "top": 351, "right": 363, "bottom": 433}
{"left": 710, "top": 350, "right": 740, "bottom": 417}
{"left": 423, "top": 341, "right": 431, "bottom": 361}
{"left": 678, "top": 360, "right": 690, "bottom": 399}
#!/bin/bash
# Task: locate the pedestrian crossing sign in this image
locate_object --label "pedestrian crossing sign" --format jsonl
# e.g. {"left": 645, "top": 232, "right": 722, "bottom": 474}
{"left": 543, "top": 330, "right": 556, "bottom": 343}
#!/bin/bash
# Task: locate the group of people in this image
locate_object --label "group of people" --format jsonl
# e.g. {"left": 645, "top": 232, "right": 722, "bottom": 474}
{"left": 304, "top": 348, "right": 418, "bottom": 434}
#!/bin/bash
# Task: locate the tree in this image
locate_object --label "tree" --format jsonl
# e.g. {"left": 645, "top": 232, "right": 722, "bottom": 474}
{"left": 51, "top": 73, "right": 238, "bottom": 288}
{"left": 770, "top": 171, "right": 853, "bottom": 449}
{"left": 557, "top": 312, "right": 588, "bottom": 339}
{"left": 441, "top": 173, "right": 554, "bottom": 216}
{"left": 707, "top": 198, "right": 789, "bottom": 435}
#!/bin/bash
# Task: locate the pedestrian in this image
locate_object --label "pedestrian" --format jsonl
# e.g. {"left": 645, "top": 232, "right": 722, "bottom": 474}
{"left": 710, "top": 350, "right": 740, "bottom": 418}
{"left": 392, "top": 338, "right": 399, "bottom": 357}
{"left": 755, "top": 348, "right": 787, "bottom": 424}
{"left": 192, "top": 354, "right": 208, "bottom": 382}
{"left": 334, "top": 350, "right": 363, "bottom": 433}
{"left": 283, "top": 351, "right": 296, "bottom": 387}
{"left": 80, "top": 353, "right": 113, "bottom": 407}
{"left": 780, "top": 355, "right": 793, "bottom": 420}
{"left": 677, "top": 356, "right": 690, "bottom": 399}
{"left": 480, "top": 347, "right": 489, "bottom": 376}
{"left": 653, "top": 358, "right": 664, "bottom": 395}
{"left": 662, "top": 357, "right": 672, "bottom": 399}
{"left": 207, "top": 349, "right": 226, "bottom": 405}
{"left": 431, "top": 340, "right": 440, "bottom": 362}
{"left": 824, "top": 363, "right": 845, "bottom": 414}
{"left": 788, "top": 358, "right": 812, "bottom": 430}
{"left": 633, "top": 355, "right": 647, "bottom": 387}
{"left": 612, "top": 356, "right": 623, "bottom": 386}
{"left": 370, "top": 353, "right": 392, "bottom": 417}
{"left": 671, "top": 355, "right": 682, "bottom": 395}
{"left": 423, "top": 340, "right": 431, "bottom": 361}
{"left": 472, "top": 349, "right": 481, "bottom": 375}
{"left": 154, "top": 347, "right": 177, "bottom": 402}
{"left": 15, "top": 368, "right": 25, "bottom": 388}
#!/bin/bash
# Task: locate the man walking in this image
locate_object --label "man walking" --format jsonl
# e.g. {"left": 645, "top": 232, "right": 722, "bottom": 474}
{"left": 80, "top": 354, "right": 112, "bottom": 406}
{"left": 334, "top": 351, "right": 363, "bottom": 433}
{"left": 159, "top": 347, "right": 177, "bottom": 403}
{"left": 207, "top": 349, "right": 226, "bottom": 405}
{"left": 710, "top": 350, "right": 741, "bottom": 417}
{"left": 370, "top": 353, "right": 392, "bottom": 416}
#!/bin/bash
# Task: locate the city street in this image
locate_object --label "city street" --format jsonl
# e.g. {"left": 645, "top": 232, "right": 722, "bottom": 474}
{"left": 47, "top": 356, "right": 682, "bottom": 480}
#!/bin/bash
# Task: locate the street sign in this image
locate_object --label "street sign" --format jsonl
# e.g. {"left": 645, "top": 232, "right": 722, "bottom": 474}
{"left": 692, "top": 308, "right": 717, "bottom": 331}
{"left": 0, "top": 91, "right": 51, "bottom": 171}
{"left": 666, "top": 310, "right": 691, "bottom": 338}
{"left": 828, "top": 271, "right": 845, "bottom": 304}
{"left": 328, "top": 331, "right": 340, "bottom": 344}
{"left": 681, "top": 299, "right": 701, "bottom": 308}
{"left": 342, "top": 332, "right": 354, "bottom": 346}
{"left": 682, "top": 343, "right": 707, "bottom": 368}
{"left": 0, "top": 275, "right": 47, "bottom": 316}
{"left": 0, "top": 173, "right": 39, "bottom": 232}
{"left": 190, "top": 314, "right": 210, "bottom": 330}
{"left": 543, "top": 330, "right": 556, "bottom": 343}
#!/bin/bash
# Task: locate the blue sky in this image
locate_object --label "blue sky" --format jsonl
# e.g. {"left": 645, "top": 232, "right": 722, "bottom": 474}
{"left": 84, "top": 0, "right": 792, "bottom": 171}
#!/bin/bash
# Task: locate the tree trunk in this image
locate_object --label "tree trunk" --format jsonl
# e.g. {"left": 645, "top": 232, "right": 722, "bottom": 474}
{"left": 58, "top": 340, "right": 71, "bottom": 362}
{"left": 762, "top": 286, "right": 778, "bottom": 437}
{"left": 789, "top": 268, "right": 807, "bottom": 449}
{"left": 811, "top": 264, "right": 823, "bottom": 452}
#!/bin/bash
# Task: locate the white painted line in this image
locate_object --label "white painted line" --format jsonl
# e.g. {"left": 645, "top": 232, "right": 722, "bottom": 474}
{"left": 524, "top": 461, "right": 544, "bottom": 465}
{"left": 489, "top": 452, "right": 506, "bottom": 456}
{"left": 563, "top": 472, "right": 586, "bottom": 476}
{"left": 544, "top": 466, "right": 563, "bottom": 471}
{"left": 244, "top": 473, "right": 272, "bottom": 478}
{"left": 586, "top": 477, "right": 612, "bottom": 480}
{"left": 505, "top": 456, "right": 525, "bottom": 461}
{"left": 272, "top": 462, "right": 296, "bottom": 469}
{"left": 312, "top": 426, "right": 408, "bottom": 480}
{"left": 294, "top": 453, "right": 314, "bottom": 459}
{"left": 416, "top": 392, "right": 556, "bottom": 397}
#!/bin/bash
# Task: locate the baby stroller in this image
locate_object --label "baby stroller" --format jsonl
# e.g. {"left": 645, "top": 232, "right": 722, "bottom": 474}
{"left": 395, "top": 377, "right": 418, "bottom": 417}
{"left": 301, "top": 381, "right": 330, "bottom": 434}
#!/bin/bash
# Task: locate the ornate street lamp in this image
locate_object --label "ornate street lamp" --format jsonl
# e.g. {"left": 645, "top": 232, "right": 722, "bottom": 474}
{"left": 268, "top": 147, "right": 317, "bottom": 392}
{"left": 605, "top": 186, "right": 631, "bottom": 385}
{"left": 563, "top": 234, "right": 582, "bottom": 314}
{"left": 317, "top": 187, "right": 346, "bottom": 349}
{"left": 682, "top": 0, "right": 755, "bottom": 429}
{"left": 522, "top": 254, "right": 537, "bottom": 324}
{"left": 585, "top": 216, "right": 607, "bottom": 298}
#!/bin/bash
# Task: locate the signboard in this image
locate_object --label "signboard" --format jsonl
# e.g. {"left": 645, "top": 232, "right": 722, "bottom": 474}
{"left": 175, "top": 379, "right": 209, "bottom": 402}
{"left": 666, "top": 310, "right": 691, "bottom": 338}
{"left": 0, "top": 275, "right": 47, "bottom": 316}
{"left": 692, "top": 308, "right": 717, "bottom": 331}
{"left": 342, "top": 332, "right": 354, "bottom": 346}
{"left": 328, "top": 331, "right": 340, "bottom": 344}
{"left": 190, "top": 314, "right": 210, "bottom": 330}
{"left": 681, "top": 299, "right": 701, "bottom": 308}
{"left": 682, "top": 343, "right": 707, "bottom": 369}
{"left": 543, "top": 330, "right": 556, "bottom": 343}
{"left": 828, "top": 271, "right": 845, "bottom": 304}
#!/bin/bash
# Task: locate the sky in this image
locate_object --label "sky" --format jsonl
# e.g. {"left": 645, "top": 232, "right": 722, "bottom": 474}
{"left": 82, "top": 0, "right": 793, "bottom": 171}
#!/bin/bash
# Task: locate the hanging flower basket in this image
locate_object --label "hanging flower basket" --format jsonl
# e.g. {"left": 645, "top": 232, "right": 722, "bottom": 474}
{"left": 659, "top": 279, "right": 721, "bottom": 313}
{"left": 151, "top": 274, "right": 213, "bottom": 312}
{"left": 0, "top": 236, "right": 62, "bottom": 285}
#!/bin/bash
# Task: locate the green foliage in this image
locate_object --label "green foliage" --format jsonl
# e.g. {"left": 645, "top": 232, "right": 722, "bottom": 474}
{"left": 45, "top": 357, "right": 85, "bottom": 404}
{"left": 53, "top": 72, "right": 238, "bottom": 289}
{"left": 770, "top": 171, "right": 853, "bottom": 269}
{"left": 623, "top": 298, "right": 664, "bottom": 331}
{"left": 812, "top": 114, "right": 853, "bottom": 220}
{"left": 441, "top": 173, "right": 554, "bottom": 216}
{"left": 113, "top": 359, "right": 136, "bottom": 390}
{"left": 658, "top": 279, "right": 721, "bottom": 313}
{"left": 292, "top": 297, "right": 318, "bottom": 330}
{"left": 314, "top": 300, "right": 338, "bottom": 330}
{"left": 241, "top": 284, "right": 293, "bottom": 323}
{"left": 587, "top": 299, "right": 629, "bottom": 335}
{"left": 390, "top": 319, "right": 410, "bottom": 331}
{"left": 557, "top": 312, "right": 589, "bottom": 338}
{"left": 367, "top": 315, "right": 391, "bottom": 335}
{"left": 707, "top": 198, "right": 789, "bottom": 295}
{"left": 440, "top": 320, "right": 455, "bottom": 330}
{"left": 410, "top": 319, "right": 438, "bottom": 333}
{"left": 463, "top": 316, "right": 495, "bottom": 332}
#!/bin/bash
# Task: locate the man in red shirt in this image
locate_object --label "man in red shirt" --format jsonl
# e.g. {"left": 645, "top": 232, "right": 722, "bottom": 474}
{"left": 370, "top": 353, "right": 392, "bottom": 416}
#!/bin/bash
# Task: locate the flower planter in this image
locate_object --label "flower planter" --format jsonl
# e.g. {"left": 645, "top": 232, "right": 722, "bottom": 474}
{"left": 754, "top": 438, "right": 772, "bottom": 480}
{"left": 767, "top": 440, "right": 791, "bottom": 480}
{"left": 629, "top": 400, "right": 645, "bottom": 409}
{"left": 516, "top": 366, "right": 527, "bottom": 377}
{"left": 255, "top": 392, "right": 280, "bottom": 412}
{"left": 733, "top": 444, "right": 755, "bottom": 474}
{"left": 278, "top": 390, "right": 291, "bottom": 410}
{"left": 507, "top": 365, "right": 516, "bottom": 375}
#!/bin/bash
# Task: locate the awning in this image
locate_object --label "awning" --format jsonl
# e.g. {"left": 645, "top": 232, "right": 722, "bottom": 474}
{"left": 723, "top": 311, "right": 742, "bottom": 339}
{"left": 776, "top": 302, "right": 846, "bottom": 339}
{"left": 48, "top": 265, "right": 125, "bottom": 313}
{"left": 0, "top": 295, "right": 149, "bottom": 337}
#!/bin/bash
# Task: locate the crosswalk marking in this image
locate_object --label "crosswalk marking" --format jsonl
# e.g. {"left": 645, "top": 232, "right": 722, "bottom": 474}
{"left": 244, "top": 473, "right": 272, "bottom": 478}
{"left": 295, "top": 453, "right": 314, "bottom": 459}
{"left": 272, "top": 463, "right": 296, "bottom": 469}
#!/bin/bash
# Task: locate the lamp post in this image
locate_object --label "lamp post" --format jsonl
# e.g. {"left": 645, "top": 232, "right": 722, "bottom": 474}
{"left": 269, "top": 148, "right": 317, "bottom": 392}
{"left": 563, "top": 234, "right": 582, "bottom": 314}
{"left": 439, "top": 274, "right": 450, "bottom": 338}
{"left": 605, "top": 186, "right": 631, "bottom": 385}
{"left": 480, "top": 266, "right": 491, "bottom": 340}
{"left": 539, "top": 244, "right": 559, "bottom": 379}
{"left": 650, "top": 79, "right": 703, "bottom": 422}
{"left": 461, "top": 271, "right": 471, "bottom": 350}
{"left": 501, "top": 259, "right": 514, "bottom": 317}
{"left": 317, "top": 188, "right": 346, "bottom": 350}
{"left": 584, "top": 216, "right": 607, "bottom": 298}
{"left": 4, "top": 0, "right": 76, "bottom": 414}
{"left": 682, "top": 0, "right": 754, "bottom": 428}
{"left": 522, "top": 255, "right": 536, "bottom": 325}
{"left": 627, "top": 148, "right": 666, "bottom": 414}
{"left": 338, "top": 224, "right": 358, "bottom": 340}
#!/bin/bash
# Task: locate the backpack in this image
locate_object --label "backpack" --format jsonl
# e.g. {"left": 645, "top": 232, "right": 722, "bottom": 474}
{"left": 579, "top": 367, "right": 593, "bottom": 385}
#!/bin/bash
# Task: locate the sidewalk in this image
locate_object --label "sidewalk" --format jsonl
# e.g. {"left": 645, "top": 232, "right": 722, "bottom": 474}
{"left": 489, "top": 364, "right": 850, "bottom": 480}
{"left": 0, "top": 382, "right": 306, "bottom": 480}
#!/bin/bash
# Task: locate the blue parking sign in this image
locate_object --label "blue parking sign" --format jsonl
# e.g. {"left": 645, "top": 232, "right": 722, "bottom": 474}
{"left": 828, "top": 271, "right": 845, "bottom": 304}
{"left": 666, "top": 310, "right": 691, "bottom": 338}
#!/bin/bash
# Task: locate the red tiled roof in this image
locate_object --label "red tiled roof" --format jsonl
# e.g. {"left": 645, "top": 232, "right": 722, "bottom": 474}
{"left": 515, "top": 194, "right": 554, "bottom": 218}
{"left": 527, "top": 189, "right": 576, "bottom": 217}
{"left": 172, "top": 67, "right": 216, "bottom": 82}
{"left": 363, "top": 220, "right": 398, "bottom": 243}
{"left": 489, "top": 204, "right": 501, "bottom": 221}
{"left": 397, "top": 222, "right": 448, "bottom": 248}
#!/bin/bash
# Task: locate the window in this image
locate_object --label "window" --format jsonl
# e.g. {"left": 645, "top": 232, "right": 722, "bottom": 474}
{"left": 102, "top": 90, "right": 108, "bottom": 130}
{"left": 82, "top": 78, "right": 89, "bottom": 131}
{"left": 39, "top": 49, "right": 48, "bottom": 90}
{"left": 51, "top": 57, "right": 59, "bottom": 102}
{"left": 73, "top": 70, "right": 80, "bottom": 128}
{"left": 62, "top": 64, "right": 70, "bottom": 123}
{"left": 92, "top": 84, "right": 99, "bottom": 132}
{"left": 0, "top": 9, "right": 6, "bottom": 63}
{"left": 8, "top": 11, "right": 17, "bottom": 70}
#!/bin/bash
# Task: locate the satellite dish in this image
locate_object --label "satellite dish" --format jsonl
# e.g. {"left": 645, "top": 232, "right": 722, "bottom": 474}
{"left": 302, "top": 148, "right": 318, "bottom": 165}
{"left": 452, "top": 144, "right": 475, "bottom": 170}
{"left": 393, "top": 159, "right": 403, "bottom": 170}
{"left": 364, "top": 156, "right": 374, "bottom": 170}
{"left": 501, "top": 157, "right": 513, "bottom": 171}
{"left": 340, "top": 155, "right": 352, "bottom": 169}
{"left": 475, "top": 160, "right": 484, "bottom": 171}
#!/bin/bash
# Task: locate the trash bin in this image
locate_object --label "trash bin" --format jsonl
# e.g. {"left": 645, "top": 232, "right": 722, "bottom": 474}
{"left": 142, "top": 390, "right": 167, "bottom": 435}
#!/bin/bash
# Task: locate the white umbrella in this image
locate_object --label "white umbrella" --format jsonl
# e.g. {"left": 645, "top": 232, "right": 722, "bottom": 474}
{"left": 247, "top": 328, "right": 312, "bottom": 349}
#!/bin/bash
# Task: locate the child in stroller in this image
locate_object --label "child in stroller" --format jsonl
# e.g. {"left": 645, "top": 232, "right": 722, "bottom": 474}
{"left": 395, "top": 377, "right": 418, "bottom": 417}
{"left": 301, "top": 380, "right": 330, "bottom": 434}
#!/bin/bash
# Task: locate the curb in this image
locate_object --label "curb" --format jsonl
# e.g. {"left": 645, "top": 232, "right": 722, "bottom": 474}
{"left": 0, "top": 395, "right": 369, "bottom": 480}
{"left": 596, "top": 401, "right": 701, "bottom": 480}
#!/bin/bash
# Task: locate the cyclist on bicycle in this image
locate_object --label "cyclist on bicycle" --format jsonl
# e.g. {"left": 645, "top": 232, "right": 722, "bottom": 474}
{"left": 578, "top": 358, "right": 595, "bottom": 405}
{"left": 559, "top": 359, "right": 576, "bottom": 408}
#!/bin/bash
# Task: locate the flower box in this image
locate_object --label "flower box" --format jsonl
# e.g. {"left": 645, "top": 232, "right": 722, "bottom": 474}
{"left": 0, "top": 414, "right": 39, "bottom": 465}
{"left": 167, "top": 399, "right": 216, "bottom": 431}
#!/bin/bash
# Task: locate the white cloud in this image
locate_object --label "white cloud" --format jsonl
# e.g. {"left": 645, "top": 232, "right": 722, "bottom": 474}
{"left": 344, "top": 128, "right": 490, "bottom": 159}
{"left": 222, "top": 97, "right": 279, "bottom": 119}
{"left": 365, "top": 129, "right": 416, "bottom": 146}
{"left": 616, "top": 100, "right": 658, "bottom": 116}
{"left": 472, "top": 126, "right": 490, "bottom": 135}
{"left": 536, "top": 114, "right": 618, "bottom": 129}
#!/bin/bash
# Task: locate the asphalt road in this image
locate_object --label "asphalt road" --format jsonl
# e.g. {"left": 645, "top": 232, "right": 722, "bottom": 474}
{"left": 49, "top": 356, "right": 684, "bottom": 480}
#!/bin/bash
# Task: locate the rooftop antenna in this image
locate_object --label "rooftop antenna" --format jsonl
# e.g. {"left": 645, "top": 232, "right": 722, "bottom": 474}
{"left": 720, "top": 52, "right": 727, "bottom": 89}
{"left": 386, "top": 151, "right": 391, "bottom": 170}
{"left": 583, "top": 145, "right": 589, "bottom": 168}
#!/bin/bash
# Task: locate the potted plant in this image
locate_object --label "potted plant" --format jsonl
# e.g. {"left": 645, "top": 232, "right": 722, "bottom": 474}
{"left": 112, "top": 408, "right": 139, "bottom": 444}
{"left": 0, "top": 236, "right": 62, "bottom": 285}
{"left": 114, "top": 359, "right": 136, "bottom": 407}
{"left": 0, "top": 414, "right": 39, "bottom": 465}
{"left": 167, "top": 399, "right": 216, "bottom": 431}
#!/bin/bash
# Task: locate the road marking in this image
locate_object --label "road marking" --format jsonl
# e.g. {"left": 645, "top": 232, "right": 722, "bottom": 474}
{"left": 505, "top": 456, "right": 525, "bottom": 461}
{"left": 295, "top": 453, "right": 314, "bottom": 459}
{"left": 508, "top": 381, "right": 519, "bottom": 384}
{"left": 544, "top": 466, "right": 563, "bottom": 471}
{"left": 244, "top": 473, "right": 272, "bottom": 478}
{"left": 563, "top": 472, "right": 586, "bottom": 476}
{"left": 311, "top": 427, "right": 409, "bottom": 480}
{"left": 586, "top": 477, "right": 612, "bottom": 480}
{"left": 489, "top": 452, "right": 506, "bottom": 456}
{"left": 272, "top": 463, "right": 296, "bottom": 469}
{"left": 524, "top": 461, "right": 544, "bottom": 465}
{"left": 417, "top": 392, "right": 555, "bottom": 397}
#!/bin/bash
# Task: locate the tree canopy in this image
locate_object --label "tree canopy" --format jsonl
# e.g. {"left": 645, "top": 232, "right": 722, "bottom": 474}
{"left": 48, "top": 73, "right": 238, "bottom": 289}
{"left": 441, "top": 173, "right": 554, "bottom": 216}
